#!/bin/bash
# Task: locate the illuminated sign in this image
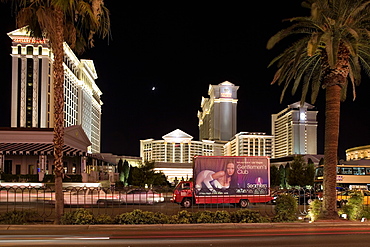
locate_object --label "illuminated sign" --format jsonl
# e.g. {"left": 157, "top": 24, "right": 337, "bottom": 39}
{"left": 220, "top": 87, "right": 232, "bottom": 98}
{"left": 12, "top": 38, "right": 46, "bottom": 44}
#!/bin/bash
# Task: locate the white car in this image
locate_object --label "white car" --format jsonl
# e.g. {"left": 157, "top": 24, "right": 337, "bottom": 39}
{"left": 120, "top": 189, "right": 165, "bottom": 205}
{"left": 62, "top": 188, "right": 121, "bottom": 205}
{"left": 0, "top": 189, "right": 54, "bottom": 203}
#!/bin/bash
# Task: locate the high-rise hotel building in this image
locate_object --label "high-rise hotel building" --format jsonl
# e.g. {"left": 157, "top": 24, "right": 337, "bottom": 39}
{"left": 8, "top": 27, "right": 102, "bottom": 153}
{"left": 224, "top": 132, "right": 274, "bottom": 157}
{"left": 271, "top": 102, "right": 318, "bottom": 158}
{"left": 198, "top": 81, "right": 239, "bottom": 142}
{"left": 140, "top": 129, "right": 224, "bottom": 163}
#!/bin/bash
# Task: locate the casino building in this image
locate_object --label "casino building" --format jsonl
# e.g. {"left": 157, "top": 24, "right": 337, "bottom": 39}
{"left": 0, "top": 27, "right": 104, "bottom": 179}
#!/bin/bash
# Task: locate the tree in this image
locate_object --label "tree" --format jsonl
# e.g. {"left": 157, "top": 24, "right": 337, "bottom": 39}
{"left": 270, "top": 165, "right": 280, "bottom": 188}
{"left": 128, "top": 161, "right": 168, "bottom": 187}
{"left": 279, "top": 164, "right": 287, "bottom": 189}
{"left": 288, "top": 155, "right": 306, "bottom": 187}
{"left": 267, "top": 0, "right": 370, "bottom": 219}
{"left": 3, "top": 0, "right": 110, "bottom": 224}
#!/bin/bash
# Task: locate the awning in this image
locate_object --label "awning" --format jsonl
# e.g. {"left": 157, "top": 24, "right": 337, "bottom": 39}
{"left": 0, "top": 143, "right": 86, "bottom": 156}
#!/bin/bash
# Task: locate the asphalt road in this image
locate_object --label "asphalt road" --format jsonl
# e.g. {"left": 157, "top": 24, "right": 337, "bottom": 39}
{"left": 1, "top": 221, "right": 370, "bottom": 246}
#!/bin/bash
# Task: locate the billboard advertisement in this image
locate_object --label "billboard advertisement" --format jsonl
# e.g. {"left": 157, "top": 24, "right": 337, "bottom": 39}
{"left": 193, "top": 156, "right": 270, "bottom": 196}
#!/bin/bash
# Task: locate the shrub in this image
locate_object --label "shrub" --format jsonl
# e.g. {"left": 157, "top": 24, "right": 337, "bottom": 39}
{"left": 115, "top": 209, "right": 169, "bottom": 224}
{"left": 95, "top": 214, "right": 114, "bottom": 224}
{"left": 340, "top": 191, "right": 364, "bottom": 220}
{"left": 308, "top": 199, "right": 322, "bottom": 222}
{"left": 230, "top": 209, "right": 268, "bottom": 223}
{"left": 61, "top": 208, "right": 95, "bottom": 225}
{"left": 194, "top": 211, "right": 215, "bottom": 223}
{"left": 0, "top": 210, "right": 38, "bottom": 224}
{"left": 170, "top": 210, "right": 195, "bottom": 224}
{"left": 272, "top": 193, "right": 298, "bottom": 222}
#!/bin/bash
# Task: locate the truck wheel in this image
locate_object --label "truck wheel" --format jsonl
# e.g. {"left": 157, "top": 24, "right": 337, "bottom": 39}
{"left": 239, "top": 199, "right": 249, "bottom": 208}
{"left": 181, "top": 198, "right": 192, "bottom": 208}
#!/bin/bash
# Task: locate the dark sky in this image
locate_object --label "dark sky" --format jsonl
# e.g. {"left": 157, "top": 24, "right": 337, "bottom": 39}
{"left": 1, "top": 1, "right": 370, "bottom": 159}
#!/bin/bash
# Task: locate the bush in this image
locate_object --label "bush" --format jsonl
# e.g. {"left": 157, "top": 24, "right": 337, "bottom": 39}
{"left": 230, "top": 209, "right": 268, "bottom": 223}
{"left": 115, "top": 209, "right": 169, "bottom": 224}
{"left": 272, "top": 193, "right": 298, "bottom": 222}
{"left": 95, "top": 214, "right": 114, "bottom": 224}
{"left": 61, "top": 208, "right": 95, "bottom": 225}
{"left": 308, "top": 199, "right": 323, "bottom": 222}
{"left": 0, "top": 210, "right": 38, "bottom": 224}
{"left": 170, "top": 210, "right": 195, "bottom": 224}
{"left": 339, "top": 191, "right": 364, "bottom": 220}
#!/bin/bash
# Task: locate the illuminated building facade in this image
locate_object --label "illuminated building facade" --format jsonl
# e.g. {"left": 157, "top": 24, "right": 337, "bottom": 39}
{"left": 198, "top": 81, "right": 238, "bottom": 141}
{"left": 346, "top": 145, "right": 370, "bottom": 161}
{"left": 223, "top": 132, "right": 274, "bottom": 157}
{"left": 140, "top": 129, "right": 224, "bottom": 181}
{"left": 0, "top": 27, "right": 105, "bottom": 179}
{"left": 271, "top": 102, "right": 318, "bottom": 158}
{"left": 8, "top": 27, "right": 102, "bottom": 153}
{"left": 140, "top": 129, "right": 224, "bottom": 163}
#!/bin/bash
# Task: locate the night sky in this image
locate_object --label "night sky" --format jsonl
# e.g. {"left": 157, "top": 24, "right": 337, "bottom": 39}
{"left": 1, "top": 1, "right": 370, "bottom": 159}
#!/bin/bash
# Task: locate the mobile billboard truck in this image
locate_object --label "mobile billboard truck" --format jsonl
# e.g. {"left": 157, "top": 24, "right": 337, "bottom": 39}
{"left": 171, "top": 156, "right": 273, "bottom": 208}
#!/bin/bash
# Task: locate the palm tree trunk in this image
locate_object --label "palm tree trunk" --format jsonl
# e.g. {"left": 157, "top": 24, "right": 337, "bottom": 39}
{"left": 52, "top": 8, "right": 65, "bottom": 225}
{"left": 322, "top": 84, "right": 341, "bottom": 219}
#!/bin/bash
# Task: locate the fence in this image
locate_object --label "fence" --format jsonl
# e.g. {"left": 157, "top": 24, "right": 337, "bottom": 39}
{"left": 0, "top": 185, "right": 319, "bottom": 224}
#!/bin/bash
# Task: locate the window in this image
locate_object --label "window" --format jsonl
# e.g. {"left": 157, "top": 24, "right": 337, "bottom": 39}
{"left": 26, "top": 46, "right": 33, "bottom": 55}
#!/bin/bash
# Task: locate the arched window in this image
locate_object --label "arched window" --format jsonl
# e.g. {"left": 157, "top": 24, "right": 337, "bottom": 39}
{"left": 17, "top": 45, "right": 21, "bottom": 54}
{"left": 26, "top": 46, "right": 33, "bottom": 55}
{"left": 38, "top": 46, "right": 42, "bottom": 55}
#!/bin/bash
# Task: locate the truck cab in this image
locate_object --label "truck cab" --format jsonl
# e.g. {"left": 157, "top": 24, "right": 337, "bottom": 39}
{"left": 171, "top": 181, "right": 194, "bottom": 208}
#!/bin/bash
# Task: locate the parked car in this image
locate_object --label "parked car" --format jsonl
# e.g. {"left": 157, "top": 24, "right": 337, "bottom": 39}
{"left": 337, "top": 190, "right": 370, "bottom": 207}
{"left": 61, "top": 188, "right": 121, "bottom": 205}
{"left": 120, "top": 189, "right": 165, "bottom": 205}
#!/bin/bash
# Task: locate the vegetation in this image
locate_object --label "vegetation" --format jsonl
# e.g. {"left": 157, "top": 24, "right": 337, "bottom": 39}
{"left": 272, "top": 194, "right": 298, "bottom": 222}
{"left": 0, "top": 210, "right": 39, "bottom": 224}
{"left": 270, "top": 165, "right": 280, "bottom": 188}
{"left": 308, "top": 199, "right": 323, "bottom": 222}
{"left": 117, "top": 159, "right": 130, "bottom": 186}
{"left": 288, "top": 155, "right": 315, "bottom": 187}
{"left": 2, "top": 0, "right": 111, "bottom": 224}
{"left": 267, "top": 0, "right": 370, "bottom": 219}
{"left": 128, "top": 161, "right": 168, "bottom": 187}
{"left": 338, "top": 191, "right": 365, "bottom": 220}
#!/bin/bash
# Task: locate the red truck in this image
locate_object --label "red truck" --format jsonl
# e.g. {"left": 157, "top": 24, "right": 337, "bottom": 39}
{"left": 171, "top": 156, "right": 274, "bottom": 208}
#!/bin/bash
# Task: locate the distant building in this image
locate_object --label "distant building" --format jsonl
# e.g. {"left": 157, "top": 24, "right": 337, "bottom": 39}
{"left": 140, "top": 129, "right": 224, "bottom": 181}
{"left": 140, "top": 129, "right": 224, "bottom": 163}
{"left": 271, "top": 102, "right": 318, "bottom": 158}
{"left": 198, "top": 81, "right": 239, "bottom": 142}
{"left": 224, "top": 132, "right": 274, "bottom": 157}
{"left": 346, "top": 145, "right": 370, "bottom": 161}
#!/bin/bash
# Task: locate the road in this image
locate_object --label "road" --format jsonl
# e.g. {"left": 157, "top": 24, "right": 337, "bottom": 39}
{"left": 1, "top": 222, "right": 370, "bottom": 246}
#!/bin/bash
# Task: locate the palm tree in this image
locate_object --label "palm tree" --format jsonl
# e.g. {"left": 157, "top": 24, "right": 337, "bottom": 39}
{"left": 2, "top": 0, "right": 110, "bottom": 224}
{"left": 267, "top": 0, "right": 370, "bottom": 219}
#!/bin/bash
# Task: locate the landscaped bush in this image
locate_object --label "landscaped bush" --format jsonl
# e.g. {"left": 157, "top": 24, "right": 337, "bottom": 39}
{"left": 230, "top": 209, "right": 268, "bottom": 223}
{"left": 272, "top": 193, "right": 298, "bottom": 222}
{"left": 114, "top": 209, "right": 169, "bottom": 224}
{"left": 61, "top": 208, "right": 95, "bottom": 225}
{"left": 95, "top": 214, "right": 114, "bottom": 224}
{"left": 308, "top": 199, "right": 323, "bottom": 222}
{"left": 338, "top": 191, "right": 364, "bottom": 220}
{"left": 170, "top": 210, "right": 195, "bottom": 224}
{"left": 0, "top": 210, "right": 39, "bottom": 224}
